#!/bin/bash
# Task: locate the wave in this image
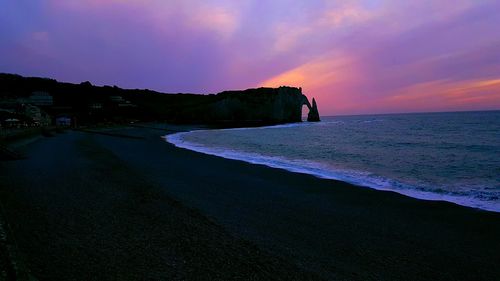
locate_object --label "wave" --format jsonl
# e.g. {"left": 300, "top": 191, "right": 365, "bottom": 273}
{"left": 212, "top": 120, "right": 347, "bottom": 131}
{"left": 165, "top": 130, "right": 500, "bottom": 213}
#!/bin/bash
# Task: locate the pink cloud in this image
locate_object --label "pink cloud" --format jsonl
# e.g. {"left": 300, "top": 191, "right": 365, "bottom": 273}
{"left": 1, "top": 0, "right": 499, "bottom": 114}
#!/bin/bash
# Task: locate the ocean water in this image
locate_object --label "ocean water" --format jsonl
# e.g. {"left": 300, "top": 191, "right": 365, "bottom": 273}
{"left": 166, "top": 111, "right": 500, "bottom": 212}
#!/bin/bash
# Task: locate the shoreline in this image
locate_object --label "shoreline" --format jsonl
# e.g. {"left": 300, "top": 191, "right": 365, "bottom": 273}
{"left": 1, "top": 124, "right": 500, "bottom": 280}
{"left": 165, "top": 126, "right": 500, "bottom": 213}
{"left": 0, "top": 125, "right": 324, "bottom": 280}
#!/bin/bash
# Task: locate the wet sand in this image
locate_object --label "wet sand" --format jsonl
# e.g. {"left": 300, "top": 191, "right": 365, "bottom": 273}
{"left": 1, "top": 125, "right": 500, "bottom": 280}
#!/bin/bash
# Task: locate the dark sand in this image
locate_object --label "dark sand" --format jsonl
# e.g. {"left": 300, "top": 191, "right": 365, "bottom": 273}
{"left": 1, "top": 125, "right": 500, "bottom": 281}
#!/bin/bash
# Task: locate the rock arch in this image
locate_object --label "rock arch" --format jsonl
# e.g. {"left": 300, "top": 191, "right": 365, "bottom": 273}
{"left": 301, "top": 95, "right": 320, "bottom": 122}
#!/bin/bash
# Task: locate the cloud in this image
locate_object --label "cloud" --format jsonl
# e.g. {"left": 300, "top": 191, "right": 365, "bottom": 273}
{"left": 384, "top": 78, "right": 500, "bottom": 112}
{"left": 261, "top": 52, "right": 355, "bottom": 90}
{"left": 1, "top": 0, "right": 499, "bottom": 114}
{"left": 259, "top": 1, "right": 500, "bottom": 114}
{"left": 272, "top": 2, "right": 377, "bottom": 53}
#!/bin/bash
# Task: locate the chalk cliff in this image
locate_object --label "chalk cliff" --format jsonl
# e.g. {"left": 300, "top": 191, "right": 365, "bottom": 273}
{"left": 307, "top": 98, "right": 320, "bottom": 122}
{"left": 0, "top": 73, "right": 320, "bottom": 126}
{"left": 202, "top": 86, "right": 319, "bottom": 124}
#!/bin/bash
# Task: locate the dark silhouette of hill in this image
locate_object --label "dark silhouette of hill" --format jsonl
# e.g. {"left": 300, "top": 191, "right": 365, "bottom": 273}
{"left": 0, "top": 73, "right": 319, "bottom": 126}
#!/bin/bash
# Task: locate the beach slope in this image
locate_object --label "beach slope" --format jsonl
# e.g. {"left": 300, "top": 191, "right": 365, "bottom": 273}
{"left": 1, "top": 125, "right": 500, "bottom": 280}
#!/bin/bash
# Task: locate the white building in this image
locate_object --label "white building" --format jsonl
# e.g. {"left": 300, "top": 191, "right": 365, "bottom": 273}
{"left": 29, "top": 91, "right": 53, "bottom": 106}
{"left": 110, "top": 96, "right": 136, "bottom": 107}
{"left": 56, "top": 116, "right": 71, "bottom": 126}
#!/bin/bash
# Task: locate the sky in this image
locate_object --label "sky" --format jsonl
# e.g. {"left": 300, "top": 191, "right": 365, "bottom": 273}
{"left": 1, "top": 0, "right": 499, "bottom": 115}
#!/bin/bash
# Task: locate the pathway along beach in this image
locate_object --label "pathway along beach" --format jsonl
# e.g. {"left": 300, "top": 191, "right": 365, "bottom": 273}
{"left": 1, "top": 125, "right": 500, "bottom": 280}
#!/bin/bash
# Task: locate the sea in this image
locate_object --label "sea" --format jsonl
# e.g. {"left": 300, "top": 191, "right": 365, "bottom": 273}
{"left": 166, "top": 111, "right": 500, "bottom": 212}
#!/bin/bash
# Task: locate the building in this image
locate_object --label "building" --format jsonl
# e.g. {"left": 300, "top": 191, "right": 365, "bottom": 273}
{"left": 29, "top": 91, "right": 53, "bottom": 106}
{"left": 109, "top": 96, "right": 136, "bottom": 107}
{"left": 55, "top": 116, "right": 71, "bottom": 126}
{"left": 4, "top": 118, "right": 21, "bottom": 128}
{"left": 89, "top": 103, "right": 103, "bottom": 110}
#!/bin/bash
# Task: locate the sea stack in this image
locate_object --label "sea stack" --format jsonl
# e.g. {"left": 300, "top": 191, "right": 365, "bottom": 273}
{"left": 307, "top": 98, "right": 320, "bottom": 122}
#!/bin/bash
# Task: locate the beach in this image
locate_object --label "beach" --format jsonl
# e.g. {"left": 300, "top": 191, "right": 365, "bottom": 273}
{"left": 1, "top": 125, "right": 500, "bottom": 280}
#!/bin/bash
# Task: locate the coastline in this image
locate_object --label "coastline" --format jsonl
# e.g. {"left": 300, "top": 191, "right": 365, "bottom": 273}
{"left": 1, "top": 124, "right": 500, "bottom": 280}
{"left": 165, "top": 125, "right": 500, "bottom": 213}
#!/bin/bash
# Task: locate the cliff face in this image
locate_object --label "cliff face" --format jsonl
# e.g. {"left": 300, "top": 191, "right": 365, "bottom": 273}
{"left": 307, "top": 98, "right": 320, "bottom": 122}
{"left": 206, "top": 87, "right": 316, "bottom": 124}
{"left": 0, "top": 73, "right": 320, "bottom": 126}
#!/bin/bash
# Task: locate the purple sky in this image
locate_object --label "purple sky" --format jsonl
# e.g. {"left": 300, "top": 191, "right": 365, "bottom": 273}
{"left": 1, "top": 0, "right": 499, "bottom": 115}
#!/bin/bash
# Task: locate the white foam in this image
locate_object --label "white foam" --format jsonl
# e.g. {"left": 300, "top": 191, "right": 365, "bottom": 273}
{"left": 165, "top": 130, "right": 500, "bottom": 213}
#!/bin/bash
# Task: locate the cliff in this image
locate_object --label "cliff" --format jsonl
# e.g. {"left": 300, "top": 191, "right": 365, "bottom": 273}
{"left": 0, "top": 73, "right": 320, "bottom": 126}
{"left": 175, "top": 87, "right": 317, "bottom": 124}
{"left": 307, "top": 98, "right": 320, "bottom": 122}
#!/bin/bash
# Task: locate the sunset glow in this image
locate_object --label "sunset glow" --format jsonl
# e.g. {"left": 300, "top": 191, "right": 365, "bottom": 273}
{"left": 1, "top": 0, "right": 499, "bottom": 115}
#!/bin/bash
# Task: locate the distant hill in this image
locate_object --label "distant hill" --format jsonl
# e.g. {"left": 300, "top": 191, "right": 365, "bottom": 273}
{"left": 0, "top": 73, "right": 319, "bottom": 127}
